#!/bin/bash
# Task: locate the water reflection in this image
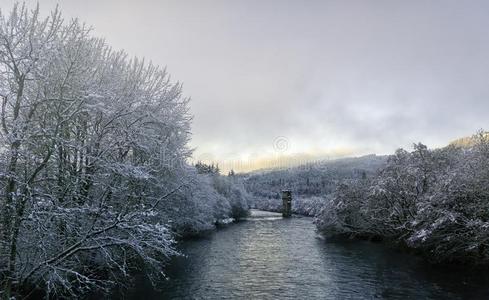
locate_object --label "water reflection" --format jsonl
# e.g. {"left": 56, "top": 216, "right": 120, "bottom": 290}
{"left": 121, "top": 210, "right": 489, "bottom": 299}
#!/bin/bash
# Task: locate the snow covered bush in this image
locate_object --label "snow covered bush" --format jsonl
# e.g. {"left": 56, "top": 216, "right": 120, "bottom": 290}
{"left": 315, "top": 179, "right": 376, "bottom": 237}
{"left": 291, "top": 196, "right": 325, "bottom": 216}
{"left": 406, "top": 133, "right": 489, "bottom": 262}
{"left": 316, "top": 131, "right": 489, "bottom": 264}
{"left": 161, "top": 168, "right": 231, "bottom": 237}
{"left": 211, "top": 175, "right": 250, "bottom": 220}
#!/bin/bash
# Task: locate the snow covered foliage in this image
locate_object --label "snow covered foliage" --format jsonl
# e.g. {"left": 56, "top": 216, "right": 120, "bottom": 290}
{"left": 316, "top": 131, "right": 489, "bottom": 264}
{"left": 211, "top": 174, "right": 250, "bottom": 219}
{"left": 161, "top": 167, "right": 251, "bottom": 237}
{"left": 0, "top": 5, "right": 248, "bottom": 298}
{"left": 244, "top": 155, "right": 386, "bottom": 216}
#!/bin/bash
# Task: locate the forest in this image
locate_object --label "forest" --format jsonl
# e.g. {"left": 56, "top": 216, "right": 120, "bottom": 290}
{"left": 0, "top": 5, "right": 249, "bottom": 298}
{"left": 243, "top": 155, "right": 386, "bottom": 215}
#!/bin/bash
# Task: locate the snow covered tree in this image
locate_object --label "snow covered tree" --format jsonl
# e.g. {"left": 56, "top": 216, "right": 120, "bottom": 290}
{"left": 0, "top": 4, "right": 193, "bottom": 298}
{"left": 315, "top": 131, "right": 489, "bottom": 264}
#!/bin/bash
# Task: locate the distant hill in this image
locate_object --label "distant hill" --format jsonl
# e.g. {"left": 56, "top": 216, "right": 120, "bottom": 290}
{"left": 243, "top": 132, "right": 489, "bottom": 216}
{"left": 449, "top": 131, "right": 489, "bottom": 148}
{"left": 241, "top": 154, "right": 388, "bottom": 200}
{"left": 243, "top": 131, "right": 489, "bottom": 203}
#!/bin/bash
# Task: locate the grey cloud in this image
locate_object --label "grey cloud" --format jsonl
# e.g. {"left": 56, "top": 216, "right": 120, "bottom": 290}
{"left": 5, "top": 0, "right": 489, "bottom": 168}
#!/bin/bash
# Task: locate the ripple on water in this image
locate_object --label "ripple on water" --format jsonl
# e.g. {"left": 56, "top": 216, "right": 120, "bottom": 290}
{"left": 120, "top": 211, "right": 489, "bottom": 300}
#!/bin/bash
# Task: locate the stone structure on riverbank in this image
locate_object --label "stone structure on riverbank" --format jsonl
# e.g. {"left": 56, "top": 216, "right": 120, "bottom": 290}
{"left": 282, "top": 190, "right": 292, "bottom": 217}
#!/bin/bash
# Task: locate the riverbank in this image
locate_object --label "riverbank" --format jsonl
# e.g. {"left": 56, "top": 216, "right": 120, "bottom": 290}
{"left": 250, "top": 195, "right": 325, "bottom": 217}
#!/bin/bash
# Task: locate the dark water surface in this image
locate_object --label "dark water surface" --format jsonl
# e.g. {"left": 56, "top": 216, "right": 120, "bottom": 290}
{"left": 122, "top": 210, "right": 489, "bottom": 299}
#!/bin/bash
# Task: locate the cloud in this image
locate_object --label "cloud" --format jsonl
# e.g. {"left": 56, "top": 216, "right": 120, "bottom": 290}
{"left": 6, "top": 0, "right": 489, "bottom": 171}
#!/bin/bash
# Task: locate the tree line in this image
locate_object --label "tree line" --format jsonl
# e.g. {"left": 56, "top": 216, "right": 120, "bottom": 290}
{"left": 243, "top": 155, "right": 386, "bottom": 215}
{"left": 0, "top": 5, "right": 249, "bottom": 298}
{"left": 316, "top": 131, "right": 489, "bottom": 264}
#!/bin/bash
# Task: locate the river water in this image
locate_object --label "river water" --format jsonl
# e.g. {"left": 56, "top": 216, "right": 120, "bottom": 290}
{"left": 122, "top": 210, "right": 489, "bottom": 299}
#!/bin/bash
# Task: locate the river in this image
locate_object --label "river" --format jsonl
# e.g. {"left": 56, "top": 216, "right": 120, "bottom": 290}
{"left": 120, "top": 210, "right": 489, "bottom": 299}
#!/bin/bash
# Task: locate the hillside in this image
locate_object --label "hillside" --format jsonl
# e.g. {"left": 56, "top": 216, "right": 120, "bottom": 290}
{"left": 241, "top": 154, "right": 388, "bottom": 215}
{"left": 449, "top": 131, "right": 489, "bottom": 148}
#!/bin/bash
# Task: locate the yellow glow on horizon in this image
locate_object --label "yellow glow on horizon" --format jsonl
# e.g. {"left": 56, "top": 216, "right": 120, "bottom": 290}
{"left": 190, "top": 147, "right": 358, "bottom": 174}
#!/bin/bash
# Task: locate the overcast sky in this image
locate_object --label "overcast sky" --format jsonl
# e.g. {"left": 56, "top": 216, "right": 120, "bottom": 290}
{"left": 4, "top": 0, "right": 489, "bottom": 171}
